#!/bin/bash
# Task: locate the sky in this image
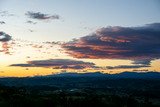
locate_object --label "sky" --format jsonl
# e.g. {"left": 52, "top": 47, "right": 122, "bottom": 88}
{"left": 0, "top": 0, "right": 160, "bottom": 77}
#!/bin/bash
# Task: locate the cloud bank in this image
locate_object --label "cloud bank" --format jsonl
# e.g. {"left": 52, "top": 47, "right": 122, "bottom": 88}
{"left": 62, "top": 23, "right": 160, "bottom": 61}
{"left": 10, "top": 59, "right": 95, "bottom": 70}
{"left": 106, "top": 65, "right": 150, "bottom": 70}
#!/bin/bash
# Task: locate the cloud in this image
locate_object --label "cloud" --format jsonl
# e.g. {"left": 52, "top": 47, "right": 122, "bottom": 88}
{"left": 26, "top": 20, "right": 37, "bottom": 24}
{"left": 106, "top": 59, "right": 151, "bottom": 70}
{"left": 3, "top": 38, "right": 61, "bottom": 56}
{"left": 43, "top": 41, "right": 62, "bottom": 45}
{"left": 132, "top": 69, "right": 149, "bottom": 72}
{"left": 0, "top": 32, "right": 12, "bottom": 42}
{"left": 106, "top": 65, "right": 150, "bottom": 69}
{"left": 0, "top": 32, "right": 12, "bottom": 55}
{"left": 132, "top": 59, "right": 151, "bottom": 65}
{"left": 28, "top": 29, "right": 34, "bottom": 32}
{"left": 0, "top": 42, "right": 11, "bottom": 55}
{"left": 0, "top": 21, "right": 5, "bottom": 24}
{"left": 25, "top": 11, "right": 60, "bottom": 20}
{"left": 62, "top": 23, "right": 160, "bottom": 62}
{"left": 10, "top": 59, "right": 95, "bottom": 70}
{"left": 9, "top": 64, "right": 33, "bottom": 67}
{"left": 0, "top": 11, "right": 14, "bottom": 17}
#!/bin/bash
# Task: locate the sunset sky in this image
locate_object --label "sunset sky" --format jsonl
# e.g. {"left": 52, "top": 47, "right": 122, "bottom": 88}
{"left": 0, "top": 0, "right": 160, "bottom": 77}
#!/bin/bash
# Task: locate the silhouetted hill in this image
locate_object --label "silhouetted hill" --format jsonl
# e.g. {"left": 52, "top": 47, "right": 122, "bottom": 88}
{"left": 47, "top": 72, "right": 105, "bottom": 77}
{"left": 113, "top": 72, "right": 160, "bottom": 79}
{"left": 0, "top": 72, "right": 160, "bottom": 88}
{"left": 47, "top": 71, "right": 160, "bottom": 79}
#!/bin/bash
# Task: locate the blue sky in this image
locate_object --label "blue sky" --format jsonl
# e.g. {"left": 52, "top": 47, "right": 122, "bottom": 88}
{"left": 0, "top": 0, "right": 160, "bottom": 41}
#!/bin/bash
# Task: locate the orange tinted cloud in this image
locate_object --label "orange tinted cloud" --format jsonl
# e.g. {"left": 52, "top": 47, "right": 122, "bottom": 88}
{"left": 62, "top": 23, "right": 160, "bottom": 61}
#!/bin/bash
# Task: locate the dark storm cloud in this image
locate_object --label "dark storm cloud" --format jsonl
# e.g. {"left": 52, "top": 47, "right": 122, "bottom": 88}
{"left": 0, "top": 32, "right": 12, "bottom": 42}
{"left": 62, "top": 23, "right": 160, "bottom": 61}
{"left": 0, "top": 21, "right": 5, "bottom": 24}
{"left": 106, "top": 65, "right": 150, "bottom": 70}
{"left": 10, "top": 59, "right": 95, "bottom": 70}
{"left": 25, "top": 11, "right": 60, "bottom": 20}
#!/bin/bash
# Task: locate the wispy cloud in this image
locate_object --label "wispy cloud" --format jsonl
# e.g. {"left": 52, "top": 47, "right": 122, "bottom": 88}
{"left": 0, "top": 11, "right": 14, "bottom": 17}
{"left": 25, "top": 11, "right": 60, "bottom": 20}
{"left": 26, "top": 20, "right": 37, "bottom": 24}
{"left": 0, "top": 21, "right": 5, "bottom": 24}
{"left": 106, "top": 65, "right": 150, "bottom": 70}
{"left": 106, "top": 59, "right": 151, "bottom": 70}
{"left": 0, "top": 42, "right": 11, "bottom": 55}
